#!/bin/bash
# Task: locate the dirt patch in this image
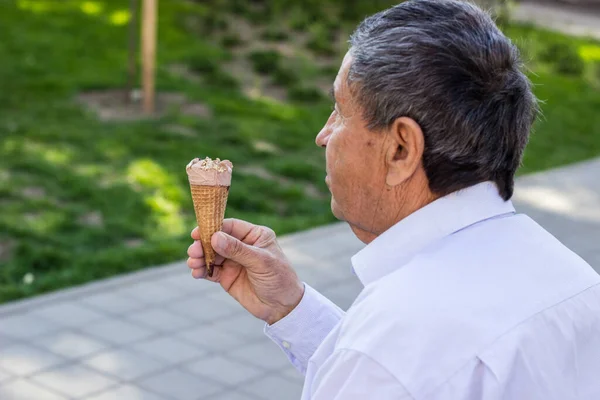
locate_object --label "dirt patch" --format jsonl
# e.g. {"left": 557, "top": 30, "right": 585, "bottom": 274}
{"left": 0, "top": 240, "right": 15, "bottom": 262}
{"left": 21, "top": 186, "right": 46, "bottom": 199}
{"left": 165, "top": 64, "right": 202, "bottom": 83}
{"left": 124, "top": 238, "right": 144, "bottom": 248}
{"left": 252, "top": 140, "right": 281, "bottom": 154}
{"left": 163, "top": 124, "right": 197, "bottom": 137}
{"left": 77, "top": 90, "right": 211, "bottom": 122}
{"left": 180, "top": 102, "right": 212, "bottom": 118}
{"left": 78, "top": 211, "right": 104, "bottom": 227}
{"left": 77, "top": 90, "right": 186, "bottom": 121}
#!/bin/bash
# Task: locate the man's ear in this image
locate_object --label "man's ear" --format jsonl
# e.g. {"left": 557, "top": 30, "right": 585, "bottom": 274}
{"left": 385, "top": 117, "right": 425, "bottom": 187}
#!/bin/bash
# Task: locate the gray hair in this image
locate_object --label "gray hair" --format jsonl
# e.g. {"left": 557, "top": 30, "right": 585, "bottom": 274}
{"left": 348, "top": 0, "right": 539, "bottom": 200}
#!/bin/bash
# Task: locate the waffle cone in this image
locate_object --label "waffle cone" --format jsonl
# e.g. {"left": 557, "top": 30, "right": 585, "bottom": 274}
{"left": 190, "top": 184, "right": 230, "bottom": 277}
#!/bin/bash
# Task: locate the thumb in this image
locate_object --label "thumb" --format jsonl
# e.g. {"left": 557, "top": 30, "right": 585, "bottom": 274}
{"left": 211, "top": 231, "right": 263, "bottom": 268}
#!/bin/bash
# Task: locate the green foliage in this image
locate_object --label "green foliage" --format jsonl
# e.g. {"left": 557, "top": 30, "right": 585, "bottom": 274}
{"left": 261, "top": 26, "right": 290, "bottom": 42}
{"left": 288, "top": 86, "right": 324, "bottom": 102}
{"left": 221, "top": 33, "right": 244, "bottom": 48}
{"left": 0, "top": 0, "right": 599, "bottom": 303}
{"left": 248, "top": 50, "right": 282, "bottom": 75}
{"left": 540, "top": 42, "right": 585, "bottom": 76}
{"left": 272, "top": 67, "right": 298, "bottom": 87}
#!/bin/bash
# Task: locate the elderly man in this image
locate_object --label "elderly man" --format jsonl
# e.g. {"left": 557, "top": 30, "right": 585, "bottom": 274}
{"left": 187, "top": 0, "right": 600, "bottom": 398}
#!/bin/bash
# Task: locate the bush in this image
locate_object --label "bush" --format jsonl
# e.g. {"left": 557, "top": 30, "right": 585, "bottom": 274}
{"left": 249, "top": 50, "right": 282, "bottom": 74}
{"left": 221, "top": 33, "right": 244, "bottom": 48}
{"left": 307, "top": 23, "right": 338, "bottom": 56}
{"left": 272, "top": 67, "right": 298, "bottom": 86}
{"left": 261, "top": 27, "right": 290, "bottom": 42}
{"left": 540, "top": 42, "right": 585, "bottom": 76}
{"left": 208, "top": 70, "right": 240, "bottom": 90}
{"left": 187, "top": 56, "right": 218, "bottom": 74}
{"left": 288, "top": 86, "right": 324, "bottom": 102}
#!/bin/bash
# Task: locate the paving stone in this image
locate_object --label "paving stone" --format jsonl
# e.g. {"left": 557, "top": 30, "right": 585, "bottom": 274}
{"left": 0, "top": 344, "right": 66, "bottom": 376}
{"left": 124, "top": 308, "right": 196, "bottom": 332}
{"left": 280, "top": 367, "right": 304, "bottom": 384}
{"left": 0, "top": 367, "right": 14, "bottom": 384}
{"left": 114, "top": 280, "right": 184, "bottom": 305}
{"left": 30, "top": 364, "right": 117, "bottom": 398}
{"left": 36, "top": 331, "right": 108, "bottom": 360}
{"left": 131, "top": 336, "right": 207, "bottom": 364}
{"left": 176, "top": 324, "right": 251, "bottom": 352}
{"left": 209, "top": 315, "right": 267, "bottom": 340}
{"left": 0, "top": 379, "right": 68, "bottom": 400}
{"left": 86, "top": 384, "right": 167, "bottom": 400}
{"left": 226, "top": 341, "right": 289, "bottom": 370}
{"left": 206, "top": 391, "right": 261, "bottom": 400}
{"left": 241, "top": 375, "right": 304, "bottom": 400}
{"left": 0, "top": 313, "right": 61, "bottom": 340}
{"left": 80, "top": 290, "right": 146, "bottom": 315}
{"left": 184, "top": 355, "right": 267, "bottom": 385}
{"left": 166, "top": 296, "right": 242, "bottom": 323}
{"left": 31, "top": 302, "right": 106, "bottom": 328}
{"left": 161, "top": 272, "right": 221, "bottom": 295}
{"left": 137, "top": 369, "right": 224, "bottom": 400}
{"left": 80, "top": 318, "right": 156, "bottom": 345}
{"left": 83, "top": 347, "right": 165, "bottom": 381}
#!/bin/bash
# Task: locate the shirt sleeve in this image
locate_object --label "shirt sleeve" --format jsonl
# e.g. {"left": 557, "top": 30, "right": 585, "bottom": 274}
{"left": 309, "top": 348, "right": 412, "bottom": 399}
{"left": 264, "top": 284, "right": 345, "bottom": 374}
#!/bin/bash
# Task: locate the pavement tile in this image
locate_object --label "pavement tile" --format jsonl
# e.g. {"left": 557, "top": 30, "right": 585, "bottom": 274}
{"left": 166, "top": 296, "right": 242, "bottom": 323}
{"left": 209, "top": 315, "right": 266, "bottom": 340}
{"left": 0, "top": 313, "right": 61, "bottom": 340}
{"left": 86, "top": 384, "right": 167, "bottom": 400}
{"left": 161, "top": 272, "right": 221, "bottom": 295}
{"left": 280, "top": 368, "right": 304, "bottom": 384}
{"left": 137, "top": 369, "right": 224, "bottom": 400}
{"left": 124, "top": 308, "right": 196, "bottom": 332}
{"left": 114, "top": 280, "right": 183, "bottom": 305}
{"left": 0, "top": 379, "right": 67, "bottom": 400}
{"left": 206, "top": 391, "right": 261, "bottom": 400}
{"left": 241, "top": 375, "right": 304, "bottom": 400}
{"left": 184, "top": 355, "right": 267, "bottom": 385}
{"left": 0, "top": 343, "right": 66, "bottom": 376}
{"left": 30, "top": 302, "right": 106, "bottom": 328}
{"left": 83, "top": 347, "right": 165, "bottom": 381}
{"left": 36, "top": 330, "right": 108, "bottom": 360}
{"left": 176, "top": 324, "right": 251, "bottom": 351}
{"left": 226, "top": 341, "right": 289, "bottom": 370}
{"left": 131, "top": 336, "right": 207, "bottom": 364}
{"left": 79, "top": 318, "right": 156, "bottom": 345}
{"left": 30, "top": 364, "right": 117, "bottom": 398}
{"left": 0, "top": 367, "right": 14, "bottom": 384}
{"left": 80, "top": 290, "right": 146, "bottom": 315}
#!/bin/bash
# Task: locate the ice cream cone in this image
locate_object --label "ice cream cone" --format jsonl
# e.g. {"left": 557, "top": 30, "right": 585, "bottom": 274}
{"left": 186, "top": 157, "right": 233, "bottom": 277}
{"left": 190, "top": 184, "right": 229, "bottom": 275}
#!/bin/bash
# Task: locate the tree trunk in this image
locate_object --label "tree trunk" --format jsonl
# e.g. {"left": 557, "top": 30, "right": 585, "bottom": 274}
{"left": 125, "top": 0, "right": 139, "bottom": 103}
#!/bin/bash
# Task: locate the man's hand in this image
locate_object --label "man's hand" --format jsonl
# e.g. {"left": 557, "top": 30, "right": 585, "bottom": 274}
{"left": 187, "top": 218, "right": 305, "bottom": 325}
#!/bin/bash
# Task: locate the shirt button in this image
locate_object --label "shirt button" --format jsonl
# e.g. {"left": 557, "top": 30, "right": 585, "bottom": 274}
{"left": 282, "top": 341, "right": 291, "bottom": 349}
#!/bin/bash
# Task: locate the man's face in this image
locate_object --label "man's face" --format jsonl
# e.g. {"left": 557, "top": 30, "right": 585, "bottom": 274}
{"left": 316, "top": 53, "right": 389, "bottom": 235}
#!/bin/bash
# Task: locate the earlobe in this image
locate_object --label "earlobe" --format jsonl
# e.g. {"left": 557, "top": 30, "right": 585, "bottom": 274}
{"left": 385, "top": 117, "right": 425, "bottom": 187}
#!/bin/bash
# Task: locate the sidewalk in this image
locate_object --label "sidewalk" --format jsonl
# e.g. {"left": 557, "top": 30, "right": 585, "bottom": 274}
{"left": 513, "top": 1, "right": 600, "bottom": 39}
{"left": 1, "top": 157, "right": 599, "bottom": 400}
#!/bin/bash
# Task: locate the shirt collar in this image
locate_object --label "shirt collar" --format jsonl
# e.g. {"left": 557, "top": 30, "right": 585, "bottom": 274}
{"left": 351, "top": 181, "right": 516, "bottom": 286}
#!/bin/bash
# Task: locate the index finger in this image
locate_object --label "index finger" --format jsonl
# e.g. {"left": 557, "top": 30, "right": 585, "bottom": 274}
{"left": 191, "top": 219, "right": 257, "bottom": 241}
{"left": 221, "top": 218, "right": 257, "bottom": 241}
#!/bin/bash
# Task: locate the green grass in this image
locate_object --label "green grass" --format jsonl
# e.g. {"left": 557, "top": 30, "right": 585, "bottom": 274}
{"left": 0, "top": 0, "right": 599, "bottom": 303}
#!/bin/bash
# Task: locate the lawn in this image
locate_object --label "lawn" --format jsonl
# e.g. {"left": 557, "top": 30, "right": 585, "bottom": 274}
{"left": 0, "top": 0, "right": 599, "bottom": 303}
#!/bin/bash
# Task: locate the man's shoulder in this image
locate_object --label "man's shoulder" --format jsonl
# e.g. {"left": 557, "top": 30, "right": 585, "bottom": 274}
{"left": 336, "top": 213, "right": 600, "bottom": 398}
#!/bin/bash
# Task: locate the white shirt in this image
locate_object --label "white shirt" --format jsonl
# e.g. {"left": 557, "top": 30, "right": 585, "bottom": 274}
{"left": 265, "top": 182, "right": 600, "bottom": 399}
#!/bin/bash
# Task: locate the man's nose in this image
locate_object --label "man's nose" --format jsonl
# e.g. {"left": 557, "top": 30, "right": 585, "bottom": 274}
{"left": 316, "top": 117, "right": 333, "bottom": 148}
